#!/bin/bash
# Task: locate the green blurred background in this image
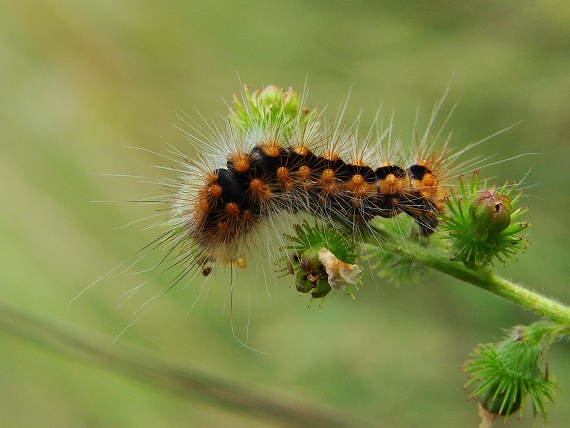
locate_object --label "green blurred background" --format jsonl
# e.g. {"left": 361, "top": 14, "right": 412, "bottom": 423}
{"left": 1, "top": 1, "right": 569, "bottom": 427}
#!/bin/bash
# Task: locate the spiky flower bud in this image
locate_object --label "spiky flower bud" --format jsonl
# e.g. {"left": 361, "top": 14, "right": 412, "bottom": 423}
{"left": 441, "top": 172, "right": 529, "bottom": 268}
{"left": 465, "top": 322, "right": 562, "bottom": 424}
{"left": 230, "top": 85, "right": 316, "bottom": 135}
{"left": 280, "top": 221, "right": 362, "bottom": 302}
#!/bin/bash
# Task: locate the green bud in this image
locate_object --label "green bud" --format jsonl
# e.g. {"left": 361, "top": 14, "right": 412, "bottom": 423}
{"left": 469, "top": 190, "right": 495, "bottom": 227}
{"left": 469, "top": 190, "right": 512, "bottom": 235}
{"left": 294, "top": 250, "right": 327, "bottom": 295}
{"left": 295, "top": 270, "right": 313, "bottom": 294}
{"left": 298, "top": 250, "right": 322, "bottom": 274}
{"left": 311, "top": 278, "right": 332, "bottom": 299}
{"left": 282, "top": 87, "right": 300, "bottom": 113}
{"left": 491, "top": 194, "right": 512, "bottom": 233}
{"left": 230, "top": 85, "right": 314, "bottom": 137}
{"left": 251, "top": 85, "right": 284, "bottom": 112}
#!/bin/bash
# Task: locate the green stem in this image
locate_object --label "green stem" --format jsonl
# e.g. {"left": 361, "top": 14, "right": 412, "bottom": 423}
{"left": 367, "top": 225, "right": 570, "bottom": 326}
{"left": 0, "top": 303, "right": 371, "bottom": 428}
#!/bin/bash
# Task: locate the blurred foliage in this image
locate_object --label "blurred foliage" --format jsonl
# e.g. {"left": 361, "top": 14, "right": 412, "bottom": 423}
{"left": 1, "top": 1, "right": 569, "bottom": 427}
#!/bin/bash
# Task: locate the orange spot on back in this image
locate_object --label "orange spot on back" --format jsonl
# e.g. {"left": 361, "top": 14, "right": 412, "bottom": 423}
{"left": 345, "top": 174, "right": 372, "bottom": 197}
{"left": 228, "top": 152, "right": 251, "bottom": 173}
{"left": 205, "top": 172, "right": 218, "bottom": 186}
{"left": 225, "top": 202, "right": 240, "bottom": 216}
{"left": 276, "top": 166, "right": 290, "bottom": 181}
{"left": 293, "top": 145, "right": 309, "bottom": 156}
{"left": 379, "top": 174, "right": 406, "bottom": 195}
{"left": 276, "top": 167, "right": 294, "bottom": 191}
{"left": 298, "top": 165, "right": 311, "bottom": 179}
{"left": 209, "top": 183, "right": 223, "bottom": 198}
{"left": 249, "top": 178, "right": 272, "bottom": 201}
{"left": 349, "top": 174, "right": 364, "bottom": 185}
{"left": 320, "top": 168, "right": 335, "bottom": 182}
{"left": 322, "top": 152, "right": 339, "bottom": 161}
{"left": 260, "top": 141, "right": 281, "bottom": 157}
{"left": 351, "top": 159, "right": 367, "bottom": 167}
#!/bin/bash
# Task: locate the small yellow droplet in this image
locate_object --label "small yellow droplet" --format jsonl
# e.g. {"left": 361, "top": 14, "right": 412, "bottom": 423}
{"left": 234, "top": 257, "right": 247, "bottom": 269}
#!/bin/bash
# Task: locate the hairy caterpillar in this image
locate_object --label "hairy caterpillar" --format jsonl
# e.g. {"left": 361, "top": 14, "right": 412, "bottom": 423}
{"left": 156, "top": 84, "right": 472, "bottom": 290}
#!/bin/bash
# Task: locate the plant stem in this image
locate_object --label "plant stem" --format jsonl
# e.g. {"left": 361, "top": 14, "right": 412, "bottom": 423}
{"left": 367, "top": 225, "right": 570, "bottom": 325}
{"left": 0, "top": 303, "right": 371, "bottom": 428}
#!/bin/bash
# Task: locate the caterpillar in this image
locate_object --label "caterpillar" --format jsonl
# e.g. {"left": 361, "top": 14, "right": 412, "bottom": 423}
{"left": 159, "top": 84, "right": 463, "bottom": 286}
{"left": 70, "top": 82, "right": 529, "bottom": 355}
